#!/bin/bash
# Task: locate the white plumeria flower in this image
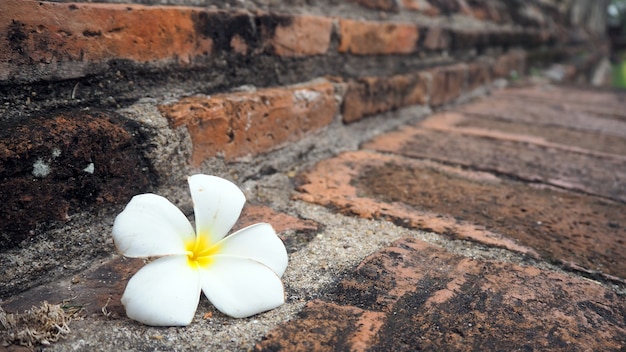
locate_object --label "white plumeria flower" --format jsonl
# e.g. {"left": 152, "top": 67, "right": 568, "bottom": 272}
{"left": 112, "top": 174, "right": 288, "bottom": 326}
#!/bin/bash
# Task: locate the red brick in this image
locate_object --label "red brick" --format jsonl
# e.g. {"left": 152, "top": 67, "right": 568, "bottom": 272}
{"left": 450, "top": 28, "right": 490, "bottom": 50}
{"left": 295, "top": 151, "right": 540, "bottom": 257}
{"left": 338, "top": 19, "right": 419, "bottom": 55}
{"left": 458, "top": 95, "right": 626, "bottom": 142}
{"left": 270, "top": 16, "right": 332, "bottom": 57}
{"left": 342, "top": 73, "right": 429, "bottom": 123}
{"left": 0, "top": 1, "right": 331, "bottom": 81}
{"left": 401, "top": 0, "right": 441, "bottom": 15}
{"left": 494, "top": 85, "right": 626, "bottom": 112}
{"left": 1, "top": 1, "right": 213, "bottom": 73}
{"left": 420, "top": 26, "right": 451, "bottom": 50}
{"left": 295, "top": 150, "right": 626, "bottom": 279}
{"left": 492, "top": 50, "right": 526, "bottom": 78}
{"left": 368, "top": 120, "right": 626, "bottom": 202}
{"left": 257, "top": 238, "right": 626, "bottom": 351}
{"left": 348, "top": 0, "right": 398, "bottom": 11}
{"left": 465, "top": 61, "right": 491, "bottom": 90}
{"left": 428, "top": 111, "right": 626, "bottom": 156}
{"left": 159, "top": 81, "right": 338, "bottom": 164}
{"left": 428, "top": 63, "right": 467, "bottom": 106}
{"left": 235, "top": 204, "right": 319, "bottom": 234}
{"left": 235, "top": 204, "right": 320, "bottom": 252}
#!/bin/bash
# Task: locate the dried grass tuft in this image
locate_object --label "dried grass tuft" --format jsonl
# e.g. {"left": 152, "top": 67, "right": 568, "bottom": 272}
{"left": 1, "top": 301, "right": 79, "bottom": 348}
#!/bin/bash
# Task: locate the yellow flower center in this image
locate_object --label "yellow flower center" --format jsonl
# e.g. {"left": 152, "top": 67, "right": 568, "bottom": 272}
{"left": 185, "top": 233, "right": 221, "bottom": 269}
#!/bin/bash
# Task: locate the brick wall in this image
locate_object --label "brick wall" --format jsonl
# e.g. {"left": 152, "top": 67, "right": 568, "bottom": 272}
{"left": 0, "top": 0, "right": 610, "bottom": 254}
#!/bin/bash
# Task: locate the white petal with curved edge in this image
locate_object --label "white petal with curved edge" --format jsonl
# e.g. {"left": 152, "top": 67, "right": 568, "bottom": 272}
{"left": 121, "top": 255, "right": 201, "bottom": 326}
{"left": 112, "top": 194, "right": 195, "bottom": 257}
{"left": 218, "top": 223, "right": 288, "bottom": 277}
{"left": 188, "top": 174, "right": 246, "bottom": 245}
{"left": 200, "top": 256, "right": 285, "bottom": 318}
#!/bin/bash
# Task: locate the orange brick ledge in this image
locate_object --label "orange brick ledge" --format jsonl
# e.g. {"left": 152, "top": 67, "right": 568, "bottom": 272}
{"left": 159, "top": 80, "right": 339, "bottom": 164}
{"left": 160, "top": 50, "right": 525, "bottom": 166}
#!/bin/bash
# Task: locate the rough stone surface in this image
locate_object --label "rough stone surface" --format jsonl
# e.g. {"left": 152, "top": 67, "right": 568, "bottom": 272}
{"left": 0, "top": 110, "right": 153, "bottom": 251}
{"left": 256, "top": 237, "right": 626, "bottom": 351}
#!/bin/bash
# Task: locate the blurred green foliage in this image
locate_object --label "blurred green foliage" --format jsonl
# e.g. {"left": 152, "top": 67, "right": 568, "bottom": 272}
{"left": 609, "top": 0, "right": 626, "bottom": 87}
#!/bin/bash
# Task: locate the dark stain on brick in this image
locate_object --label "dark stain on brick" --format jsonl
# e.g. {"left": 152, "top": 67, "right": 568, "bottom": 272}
{"left": 8, "top": 20, "right": 28, "bottom": 56}
{"left": 190, "top": 11, "right": 292, "bottom": 54}
{"left": 450, "top": 28, "right": 490, "bottom": 51}
{"left": 0, "top": 110, "right": 156, "bottom": 251}
{"left": 427, "top": 0, "right": 461, "bottom": 14}
{"left": 68, "top": 4, "right": 78, "bottom": 10}
{"left": 355, "top": 162, "right": 626, "bottom": 279}
{"left": 349, "top": 0, "right": 399, "bottom": 12}
{"left": 254, "top": 300, "right": 362, "bottom": 351}
{"left": 326, "top": 262, "right": 394, "bottom": 311}
{"left": 82, "top": 29, "right": 102, "bottom": 37}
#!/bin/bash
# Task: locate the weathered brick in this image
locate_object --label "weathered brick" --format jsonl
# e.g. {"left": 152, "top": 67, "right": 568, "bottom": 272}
{"left": 425, "top": 0, "right": 463, "bottom": 15}
{"left": 297, "top": 82, "right": 626, "bottom": 279}
{"left": 428, "top": 63, "right": 467, "bottom": 106}
{"left": 465, "top": 61, "right": 491, "bottom": 90}
{"left": 257, "top": 238, "right": 626, "bottom": 351}
{"left": 369, "top": 121, "right": 626, "bottom": 202}
{"left": 348, "top": 0, "right": 398, "bottom": 11}
{"left": 342, "top": 73, "right": 429, "bottom": 123}
{"left": 492, "top": 50, "right": 526, "bottom": 78}
{"left": 1, "top": 0, "right": 213, "bottom": 81}
{"left": 430, "top": 111, "right": 626, "bottom": 156}
{"left": 295, "top": 151, "right": 541, "bottom": 257}
{"left": 419, "top": 26, "right": 451, "bottom": 51}
{"left": 0, "top": 110, "right": 153, "bottom": 251}
{"left": 400, "top": 0, "right": 441, "bottom": 15}
{"left": 270, "top": 16, "right": 332, "bottom": 56}
{"left": 0, "top": 1, "right": 331, "bottom": 82}
{"left": 494, "top": 84, "right": 626, "bottom": 110}
{"left": 235, "top": 204, "right": 320, "bottom": 253}
{"left": 450, "top": 28, "right": 490, "bottom": 50}
{"left": 159, "top": 80, "right": 338, "bottom": 164}
{"left": 458, "top": 94, "right": 626, "bottom": 140}
{"left": 467, "top": 0, "right": 506, "bottom": 22}
{"left": 338, "top": 19, "right": 419, "bottom": 55}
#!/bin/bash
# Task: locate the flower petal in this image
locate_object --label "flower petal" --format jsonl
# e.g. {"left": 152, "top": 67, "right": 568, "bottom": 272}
{"left": 121, "top": 255, "right": 201, "bottom": 326}
{"left": 200, "top": 256, "right": 285, "bottom": 318}
{"left": 218, "top": 223, "right": 288, "bottom": 277}
{"left": 112, "top": 193, "right": 194, "bottom": 257}
{"left": 188, "top": 174, "right": 246, "bottom": 245}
